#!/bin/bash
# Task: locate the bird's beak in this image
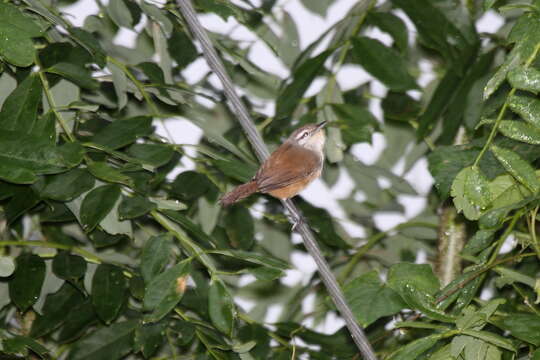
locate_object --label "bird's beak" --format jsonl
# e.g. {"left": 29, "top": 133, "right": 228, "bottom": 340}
{"left": 316, "top": 121, "right": 327, "bottom": 131}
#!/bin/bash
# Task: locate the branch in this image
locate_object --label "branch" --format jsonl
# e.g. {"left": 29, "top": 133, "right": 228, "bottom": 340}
{"left": 175, "top": 1, "right": 377, "bottom": 359}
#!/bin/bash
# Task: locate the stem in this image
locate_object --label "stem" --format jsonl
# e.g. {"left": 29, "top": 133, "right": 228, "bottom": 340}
{"left": 474, "top": 42, "right": 540, "bottom": 166}
{"left": 107, "top": 56, "right": 160, "bottom": 115}
{"left": 529, "top": 205, "right": 540, "bottom": 259}
{"left": 0, "top": 240, "right": 102, "bottom": 264}
{"left": 488, "top": 211, "right": 521, "bottom": 265}
{"left": 35, "top": 55, "right": 75, "bottom": 142}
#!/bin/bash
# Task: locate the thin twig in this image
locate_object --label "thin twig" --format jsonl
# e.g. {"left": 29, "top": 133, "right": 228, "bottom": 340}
{"left": 175, "top": 1, "right": 377, "bottom": 358}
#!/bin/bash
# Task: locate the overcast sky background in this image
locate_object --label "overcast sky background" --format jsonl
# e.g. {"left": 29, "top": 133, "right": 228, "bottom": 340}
{"left": 60, "top": 0, "right": 505, "bottom": 334}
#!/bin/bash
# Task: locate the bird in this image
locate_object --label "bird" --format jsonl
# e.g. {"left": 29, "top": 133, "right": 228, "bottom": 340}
{"left": 220, "top": 121, "right": 327, "bottom": 206}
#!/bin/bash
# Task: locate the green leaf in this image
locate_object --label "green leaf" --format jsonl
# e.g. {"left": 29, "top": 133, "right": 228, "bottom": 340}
{"left": 91, "top": 116, "right": 153, "bottom": 150}
{"left": 224, "top": 206, "right": 255, "bottom": 250}
{"left": 491, "top": 145, "right": 540, "bottom": 193}
{"left": 87, "top": 161, "right": 132, "bottom": 185}
{"left": 451, "top": 166, "right": 491, "bottom": 220}
{"left": 508, "top": 94, "right": 540, "bottom": 127}
{"left": 40, "top": 168, "right": 95, "bottom": 201}
{"left": 351, "top": 37, "right": 417, "bottom": 91}
{"left": 275, "top": 50, "right": 332, "bottom": 119}
{"left": 107, "top": 0, "right": 134, "bottom": 28}
{"left": 67, "top": 320, "right": 139, "bottom": 360}
{"left": 52, "top": 252, "right": 87, "bottom": 281}
{"left": 3, "top": 335, "right": 49, "bottom": 358}
{"left": 462, "top": 229, "right": 495, "bottom": 256}
{"left": 343, "top": 271, "right": 406, "bottom": 327}
{"left": 140, "top": 234, "right": 172, "bottom": 284}
{"left": 300, "top": 0, "right": 332, "bottom": 17}
{"left": 0, "top": 74, "right": 42, "bottom": 132}
{"left": 46, "top": 62, "right": 99, "bottom": 90}
{"left": 387, "top": 263, "right": 454, "bottom": 322}
{"left": 387, "top": 334, "right": 444, "bottom": 360}
{"left": 508, "top": 66, "right": 540, "bottom": 94}
{"left": 391, "top": 0, "right": 477, "bottom": 73}
{"left": 331, "top": 104, "right": 378, "bottom": 145}
{"left": 210, "top": 249, "right": 289, "bottom": 271}
{"left": 9, "top": 253, "right": 46, "bottom": 312}
{"left": 208, "top": 279, "right": 235, "bottom": 336}
{"left": 91, "top": 264, "right": 127, "bottom": 323}
{"left": 367, "top": 12, "right": 408, "bottom": 53}
{"left": 31, "top": 282, "right": 84, "bottom": 337}
{"left": 491, "top": 313, "right": 540, "bottom": 346}
{"left": 0, "top": 256, "right": 15, "bottom": 277}
{"left": 484, "top": 14, "right": 540, "bottom": 99}
{"left": 428, "top": 145, "right": 477, "bottom": 199}
{"left": 143, "top": 259, "right": 191, "bottom": 323}
{"left": 498, "top": 120, "right": 540, "bottom": 144}
{"left": 0, "top": 3, "right": 43, "bottom": 66}
{"left": 127, "top": 143, "right": 174, "bottom": 168}
{"left": 118, "top": 195, "right": 156, "bottom": 220}
{"left": 80, "top": 184, "right": 121, "bottom": 232}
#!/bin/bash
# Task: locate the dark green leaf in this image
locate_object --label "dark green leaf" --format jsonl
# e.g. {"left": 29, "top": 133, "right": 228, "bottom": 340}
{"left": 133, "top": 321, "right": 167, "bottom": 358}
{"left": 87, "top": 161, "right": 132, "bottom": 185}
{"left": 118, "top": 195, "right": 156, "bottom": 220}
{"left": 331, "top": 104, "right": 378, "bottom": 145}
{"left": 462, "top": 229, "right": 496, "bottom": 256}
{"left": 508, "top": 66, "right": 540, "bottom": 94}
{"left": 160, "top": 210, "right": 215, "bottom": 249}
{"left": 91, "top": 264, "right": 127, "bottom": 323}
{"left": 491, "top": 313, "right": 540, "bottom": 346}
{"left": 208, "top": 279, "right": 235, "bottom": 336}
{"left": 67, "top": 320, "right": 139, "bottom": 360}
{"left": 31, "top": 282, "right": 84, "bottom": 337}
{"left": 143, "top": 259, "right": 191, "bottom": 323}
{"left": 428, "top": 145, "right": 477, "bottom": 199}
{"left": 498, "top": 120, "right": 540, "bottom": 144}
{"left": 46, "top": 62, "right": 99, "bottom": 90}
{"left": 0, "top": 131, "right": 83, "bottom": 184}
{"left": 91, "top": 116, "right": 153, "bottom": 150}
{"left": 127, "top": 143, "right": 174, "bottom": 167}
{"left": 9, "top": 254, "right": 45, "bottom": 312}
{"left": 275, "top": 50, "right": 332, "bottom": 119}
{"left": 52, "top": 252, "right": 86, "bottom": 281}
{"left": 461, "top": 330, "right": 515, "bottom": 351}
{"left": 0, "top": 2, "right": 43, "bottom": 66}
{"left": 68, "top": 27, "right": 106, "bottom": 67}
{"left": 491, "top": 145, "right": 540, "bottom": 193}
{"left": 40, "top": 168, "right": 95, "bottom": 201}
{"left": 3, "top": 335, "right": 49, "bottom": 358}
{"left": 0, "top": 74, "right": 42, "bottom": 132}
{"left": 351, "top": 37, "right": 416, "bottom": 91}
{"left": 344, "top": 271, "right": 406, "bottom": 327}
{"left": 140, "top": 234, "right": 172, "bottom": 284}
{"left": 170, "top": 171, "right": 212, "bottom": 201}
{"left": 381, "top": 91, "right": 421, "bottom": 122}
{"left": 508, "top": 94, "right": 540, "bottom": 127}
{"left": 168, "top": 30, "right": 198, "bottom": 69}
{"left": 213, "top": 157, "right": 256, "bottom": 183}
{"left": 58, "top": 299, "right": 97, "bottom": 343}
{"left": 80, "top": 184, "right": 121, "bottom": 232}
{"left": 224, "top": 206, "right": 254, "bottom": 250}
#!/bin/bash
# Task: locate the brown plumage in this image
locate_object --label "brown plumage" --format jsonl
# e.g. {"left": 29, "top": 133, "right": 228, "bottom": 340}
{"left": 220, "top": 122, "right": 327, "bottom": 206}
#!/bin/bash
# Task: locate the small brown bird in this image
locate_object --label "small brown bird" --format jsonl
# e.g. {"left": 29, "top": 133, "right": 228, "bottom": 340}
{"left": 220, "top": 121, "right": 327, "bottom": 206}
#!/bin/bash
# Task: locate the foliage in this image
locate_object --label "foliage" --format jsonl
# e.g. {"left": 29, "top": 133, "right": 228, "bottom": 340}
{"left": 0, "top": 0, "right": 539, "bottom": 359}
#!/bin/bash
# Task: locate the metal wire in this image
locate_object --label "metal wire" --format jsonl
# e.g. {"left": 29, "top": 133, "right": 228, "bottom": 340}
{"left": 175, "top": 1, "right": 377, "bottom": 358}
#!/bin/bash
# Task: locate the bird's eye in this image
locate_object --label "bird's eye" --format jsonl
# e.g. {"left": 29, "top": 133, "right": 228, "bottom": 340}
{"left": 300, "top": 131, "right": 309, "bottom": 139}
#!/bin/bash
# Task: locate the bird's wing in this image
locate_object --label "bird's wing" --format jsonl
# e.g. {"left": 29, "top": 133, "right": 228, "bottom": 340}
{"left": 255, "top": 143, "right": 322, "bottom": 193}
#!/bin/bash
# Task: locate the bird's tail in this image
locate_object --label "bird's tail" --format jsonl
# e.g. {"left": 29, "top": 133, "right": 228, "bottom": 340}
{"left": 220, "top": 181, "right": 258, "bottom": 207}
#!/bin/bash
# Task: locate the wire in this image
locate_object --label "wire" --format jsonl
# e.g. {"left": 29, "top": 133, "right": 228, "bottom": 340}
{"left": 175, "top": 1, "right": 377, "bottom": 359}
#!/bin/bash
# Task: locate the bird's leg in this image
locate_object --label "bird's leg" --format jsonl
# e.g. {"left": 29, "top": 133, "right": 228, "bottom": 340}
{"left": 288, "top": 208, "right": 306, "bottom": 232}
